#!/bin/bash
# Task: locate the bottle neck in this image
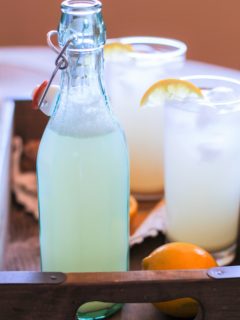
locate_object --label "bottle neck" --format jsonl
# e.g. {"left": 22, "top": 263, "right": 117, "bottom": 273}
{"left": 59, "top": 1, "right": 105, "bottom": 51}
{"left": 61, "top": 47, "right": 106, "bottom": 102}
{"left": 57, "top": 0, "right": 107, "bottom": 105}
{"left": 51, "top": 46, "right": 115, "bottom": 137}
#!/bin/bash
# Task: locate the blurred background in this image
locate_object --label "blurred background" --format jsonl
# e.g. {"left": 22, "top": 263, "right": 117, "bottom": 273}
{"left": 1, "top": 0, "right": 240, "bottom": 69}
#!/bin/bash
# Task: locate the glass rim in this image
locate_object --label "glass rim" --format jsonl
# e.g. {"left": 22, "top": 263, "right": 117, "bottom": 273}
{"left": 61, "top": 0, "right": 102, "bottom": 14}
{"left": 180, "top": 75, "right": 240, "bottom": 107}
{"left": 106, "top": 36, "right": 187, "bottom": 61}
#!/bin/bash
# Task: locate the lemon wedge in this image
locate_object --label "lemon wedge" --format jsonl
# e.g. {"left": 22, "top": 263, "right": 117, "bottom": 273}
{"left": 140, "top": 78, "right": 203, "bottom": 107}
{"left": 129, "top": 195, "right": 138, "bottom": 222}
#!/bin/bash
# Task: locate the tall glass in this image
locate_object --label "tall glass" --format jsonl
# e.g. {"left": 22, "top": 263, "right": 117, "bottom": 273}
{"left": 163, "top": 75, "right": 240, "bottom": 266}
{"left": 105, "top": 37, "right": 187, "bottom": 199}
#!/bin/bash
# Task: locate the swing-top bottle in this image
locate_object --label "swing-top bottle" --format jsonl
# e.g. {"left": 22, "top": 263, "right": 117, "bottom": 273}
{"left": 37, "top": 1, "right": 129, "bottom": 319}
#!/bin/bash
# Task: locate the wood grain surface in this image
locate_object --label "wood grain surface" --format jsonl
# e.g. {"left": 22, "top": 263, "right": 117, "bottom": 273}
{"left": 1, "top": 269, "right": 240, "bottom": 320}
{"left": 0, "top": 100, "right": 15, "bottom": 270}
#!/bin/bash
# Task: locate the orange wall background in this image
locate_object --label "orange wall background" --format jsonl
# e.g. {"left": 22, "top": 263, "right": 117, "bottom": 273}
{"left": 1, "top": 0, "right": 240, "bottom": 69}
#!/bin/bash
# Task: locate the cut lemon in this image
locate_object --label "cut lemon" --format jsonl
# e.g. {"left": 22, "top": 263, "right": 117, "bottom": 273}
{"left": 129, "top": 195, "right": 138, "bottom": 222}
{"left": 104, "top": 42, "right": 133, "bottom": 55}
{"left": 140, "top": 78, "right": 203, "bottom": 107}
{"left": 32, "top": 80, "right": 48, "bottom": 110}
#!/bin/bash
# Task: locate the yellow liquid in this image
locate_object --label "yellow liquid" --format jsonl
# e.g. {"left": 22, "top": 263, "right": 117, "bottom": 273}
{"left": 37, "top": 126, "right": 129, "bottom": 317}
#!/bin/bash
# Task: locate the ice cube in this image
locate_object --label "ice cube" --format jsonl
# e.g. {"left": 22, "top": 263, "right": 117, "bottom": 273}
{"left": 204, "top": 86, "right": 237, "bottom": 103}
{"left": 198, "top": 139, "right": 223, "bottom": 162}
{"left": 196, "top": 104, "right": 217, "bottom": 129}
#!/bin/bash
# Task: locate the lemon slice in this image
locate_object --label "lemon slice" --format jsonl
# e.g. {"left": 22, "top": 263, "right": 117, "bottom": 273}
{"left": 104, "top": 42, "right": 133, "bottom": 55}
{"left": 32, "top": 81, "right": 60, "bottom": 116}
{"left": 129, "top": 195, "right": 138, "bottom": 222}
{"left": 32, "top": 80, "right": 48, "bottom": 110}
{"left": 140, "top": 78, "right": 203, "bottom": 107}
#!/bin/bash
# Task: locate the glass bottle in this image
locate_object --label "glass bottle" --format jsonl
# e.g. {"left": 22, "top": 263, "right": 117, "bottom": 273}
{"left": 37, "top": 1, "right": 129, "bottom": 319}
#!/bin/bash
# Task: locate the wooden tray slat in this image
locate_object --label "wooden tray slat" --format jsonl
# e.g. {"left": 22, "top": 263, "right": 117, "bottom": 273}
{"left": 0, "top": 100, "right": 15, "bottom": 270}
{"left": 0, "top": 270, "right": 240, "bottom": 320}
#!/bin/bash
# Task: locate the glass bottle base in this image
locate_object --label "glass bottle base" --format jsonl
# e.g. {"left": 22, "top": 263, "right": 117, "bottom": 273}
{"left": 76, "top": 302, "right": 123, "bottom": 319}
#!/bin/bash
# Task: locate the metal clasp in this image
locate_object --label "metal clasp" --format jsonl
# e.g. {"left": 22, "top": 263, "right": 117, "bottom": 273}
{"left": 38, "top": 30, "right": 75, "bottom": 109}
{"left": 208, "top": 266, "right": 240, "bottom": 279}
{"left": 0, "top": 271, "right": 66, "bottom": 284}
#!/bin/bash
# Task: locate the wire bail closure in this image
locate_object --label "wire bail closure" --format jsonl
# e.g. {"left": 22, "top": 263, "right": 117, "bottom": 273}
{"left": 38, "top": 30, "right": 75, "bottom": 109}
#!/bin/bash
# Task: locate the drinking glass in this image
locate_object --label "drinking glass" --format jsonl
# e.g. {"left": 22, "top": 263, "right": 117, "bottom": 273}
{"left": 164, "top": 75, "right": 240, "bottom": 266}
{"left": 105, "top": 36, "right": 187, "bottom": 199}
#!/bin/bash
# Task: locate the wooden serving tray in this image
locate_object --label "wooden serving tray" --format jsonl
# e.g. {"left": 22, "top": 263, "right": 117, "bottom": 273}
{"left": 2, "top": 100, "right": 240, "bottom": 320}
{"left": 0, "top": 100, "right": 15, "bottom": 269}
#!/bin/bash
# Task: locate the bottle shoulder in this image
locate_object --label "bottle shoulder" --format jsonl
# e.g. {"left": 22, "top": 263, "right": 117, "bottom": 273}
{"left": 48, "top": 95, "right": 123, "bottom": 137}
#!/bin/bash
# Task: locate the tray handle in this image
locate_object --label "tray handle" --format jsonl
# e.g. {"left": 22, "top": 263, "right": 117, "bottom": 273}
{"left": 0, "top": 269, "right": 239, "bottom": 320}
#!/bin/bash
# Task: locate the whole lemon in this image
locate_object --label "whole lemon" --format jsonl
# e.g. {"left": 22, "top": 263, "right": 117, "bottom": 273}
{"left": 142, "top": 242, "right": 218, "bottom": 318}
